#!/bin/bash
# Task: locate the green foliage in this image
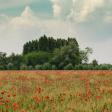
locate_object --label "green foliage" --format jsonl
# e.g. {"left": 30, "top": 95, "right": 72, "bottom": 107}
{"left": 42, "top": 63, "right": 52, "bottom": 70}
{"left": 92, "top": 59, "right": 98, "bottom": 67}
{"left": 22, "top": 36, "right": 82, "bottom": 70}
{"left": 79, "top": 47, "right": 93, "bottom": 63}
{"left": 0, "top": 52, "right": 7, "bottom": 69}
{"left": 35, "top": 65, "right": 43, "bottom": 70}
{"left": 28, "top": 65, "right": 33, "bottom": 70}
{"left": 51, "top": 42, "right": 80, "bottom": 69}
{"left": 23, "top": 35, "right": 73, "bottom": 55}
{"left": 51, "top": 65, "right": 57, "bottom": 70}
{"left": 20, "top": 64, "right": 27, "bottom": 70}
{"left": 38, "top": 35, "right": 49, "bottom": 51}
{"left": 7, "top": 53, "right": 22, "bottom": 70}
{"left": 64, "top": 63, "right": 73, "bottom": 70}
{"left": 23, "top": 51, "right": 53, "bottom": 66}
{"left": 7, "top": 63, "right": 14, "bottom": 70}
{"left": 98, "top": 64, "right": 110, "bottom": 70}
{"left": 0, "top": 65, "right": 5, "bottom": 70}
{"left": 74, "top": 64, "right": 83, "bottom": 70}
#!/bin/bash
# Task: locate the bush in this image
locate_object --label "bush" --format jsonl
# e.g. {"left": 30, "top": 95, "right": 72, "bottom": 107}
{"left": 87, "top": 64, "right": 94, "bottom": 70}
{"left": 82, "top": 65, "right": 89, "bottom": 70}
{"left": 42, "top": 63, "right": 52, "bottom": 70}
{"left": 0, "top": 66, "right": 5, "bottom": 70}
{"left": 35, "top": 65, "right": 43, "bottom": 70}
{"left": 94, "top": 65, "right": 100, "bottom": 70}
{"left": 64, "top": 63, "right": 73, "bottom": 70}
{"left": 20, "top": 64, "right": 27, "bottom": 70}
{"left": 74, "top": 64, "right": 94, "bottom": 70}
{"left": 58, "top": 62, "right": 64, "bottom": 69}
{"left": 74, "top": 64, "right": 83, "bottom": 70}
{"left": 23, "top": 51, "right": 53, "bottom": 66}
{"left": 51, "top": 65, "right": 57, "bottom": 70}
{"left": 28, "top": 65, "right": 33, "bottom": 70}
{"left": 7, "top": 63, "right": 14, "bottom": 70}
{"left": 99, "top": 65, "right": 109, "bottom": 70}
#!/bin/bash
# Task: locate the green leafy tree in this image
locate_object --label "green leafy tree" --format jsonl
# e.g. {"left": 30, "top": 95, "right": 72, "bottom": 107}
{"left": 7, "top": 53, "right": 22, "bottom": 70}
{"left": 79, "top": 47, "right": 93, "bottom": 64}
{"left": 38, "top": 35, "right": 49, "bottom": 51}
{"left": 23, "top": 35, "right": 75, "bottom": 55}
{"left": 23, "top": 51, "right": 53, "bottom": 66}
{"left": 51, "top": 41, "right": 80, "bottom": 69}
{"left": 92, "top": 59, "right": 98, "bottom": 67}
{"left": 0, "top": 52, "right": 7, "bottom": 69}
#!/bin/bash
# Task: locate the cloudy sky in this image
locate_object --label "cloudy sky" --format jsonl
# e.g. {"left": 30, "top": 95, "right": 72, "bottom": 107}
{"left": 0, "top": 0, "right": 112, "bottom": 63}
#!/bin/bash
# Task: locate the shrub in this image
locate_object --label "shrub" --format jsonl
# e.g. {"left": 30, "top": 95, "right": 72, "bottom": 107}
{"left": 51, "top": 65, "right": 57, "bottom": 70}
{"left": 42, "top": 63, "right": 52, "bottom": 70}
{"left": 74, "top": 64, "right": 83, "bottom": 70}
{"left": 64, "top": 63, "right": 73, "bottom": 70}
{"left": 35, "top": 65, "right": 43, "bottom": 70}
{"left": 0, "top": 66, "right": 5, "bottom": 70}
{"left": 23, "top": 51, "right": 53, "bottom": 66}
{"left": 28, "top": 65, "right": 33, "bottom": 70}
{"left": 20, "top": 64, "right": 27, "bottom": 70}
{"left": 7, "top": 63, "right": 14, "bottom": 70}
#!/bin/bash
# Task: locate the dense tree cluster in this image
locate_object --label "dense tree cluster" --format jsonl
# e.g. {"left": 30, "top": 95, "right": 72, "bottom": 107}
{"left": 0, "top": 35, "right": 110, "bottom": 70}
{"left": 22, "top": 35, "right": 82, "bottom": 70}
{"left": 23, "top": 35, "right": 79, "bottom": 55}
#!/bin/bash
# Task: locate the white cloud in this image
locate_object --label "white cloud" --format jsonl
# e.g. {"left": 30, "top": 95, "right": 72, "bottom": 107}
{"left": 0, "top": 0, "right": 41, "bottom": 9}
{"left": 50, "top": 0, "right": 107, "bottom": 22}
{"left": 8, "top": 6, "right": 73, "bottom": 37}
{"left": 0, "top": 0, "right": 37, "bottom": 9}
{"left": 10, "top": 6, "right": 36, "bottom": 27}
{"left": 68, "top": 0, "right": 105, "bottom": 22}
{"left": 50, "top": 0, "right": 62, "bottom": 17}
{"left": 104, "top": 15, "right": 112, "bottom": 23}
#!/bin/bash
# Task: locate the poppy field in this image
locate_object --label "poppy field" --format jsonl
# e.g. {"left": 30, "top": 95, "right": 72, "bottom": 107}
{"left": 0, "top": 70, "right": 112, "bottom": 112}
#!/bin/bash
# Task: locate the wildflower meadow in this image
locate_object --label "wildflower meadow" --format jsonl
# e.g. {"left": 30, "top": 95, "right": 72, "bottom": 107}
{"left": 0, "top": 70, "right": 112, "bottom": 112}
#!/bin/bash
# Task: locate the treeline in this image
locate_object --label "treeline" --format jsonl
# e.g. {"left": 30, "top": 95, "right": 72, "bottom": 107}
{"left": 23, "top": 35, "right": 78, "bottom": 54}
{"left": 0, "top": 35, "right": 111, "bottom": 70}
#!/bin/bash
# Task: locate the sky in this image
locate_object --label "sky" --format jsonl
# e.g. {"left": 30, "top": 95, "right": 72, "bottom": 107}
{"left": 0, "top": 0, "right": 112, "bottom": 63}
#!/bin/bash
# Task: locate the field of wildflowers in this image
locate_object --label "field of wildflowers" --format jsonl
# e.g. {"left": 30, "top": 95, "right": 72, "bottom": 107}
{"left": 0, "top": 70, "right": 112, "bottom": 112}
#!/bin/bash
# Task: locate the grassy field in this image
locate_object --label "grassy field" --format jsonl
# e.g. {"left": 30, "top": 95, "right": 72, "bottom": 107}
{"left": 0, "top": 70, "right": 112, "bottom": 112}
